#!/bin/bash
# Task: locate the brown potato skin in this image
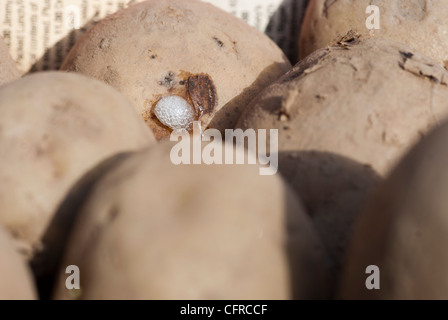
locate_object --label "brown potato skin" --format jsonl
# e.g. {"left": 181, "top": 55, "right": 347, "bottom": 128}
{"left": 340, "top": 120, "right": 448, "bottom": 299}
{"left": 299, "top": 0, "right": 448, "bottom": 67}
{"left": 0, "top": 72, "right": 155, "bottom": 259}
{"left": 53, "top": 142, "right": 329, "bottom": 300}
{"left": 60, "top": 0, "right": 291, "bottom": 139}
{"left": 236, "top": 36, "right": 448, "bottom": 296}
{"left": 0, "top": 225, "right": 37, "bottom": 300}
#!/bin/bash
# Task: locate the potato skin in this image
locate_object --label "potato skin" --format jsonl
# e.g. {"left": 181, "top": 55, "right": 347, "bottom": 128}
{"left": 236, "top": 36, "right": 448, "bottom": 295}
{"left": 299, "top": 0, "right": 448, "bottom": 66}
{"left": 340, "top": 121, "right": 448, "bottom": 299}
{"left": 53, "top": 142, "right": 329, "bottom": 300}
{"left": 60, "top": 0, "right": 291, "bottom": 139}
{"left": 0, "top": 225, "right": 37, "bottom": 300}
{"left": 0, "top": 36, "right": 20, "bottom": 86}
{"left": 0, "top": 71, "right": 155, "bottom": 258}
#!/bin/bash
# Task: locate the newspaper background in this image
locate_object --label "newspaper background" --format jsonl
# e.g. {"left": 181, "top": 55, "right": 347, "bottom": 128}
{"left": 0, "top": 0, "right": 308, "bottom": 74}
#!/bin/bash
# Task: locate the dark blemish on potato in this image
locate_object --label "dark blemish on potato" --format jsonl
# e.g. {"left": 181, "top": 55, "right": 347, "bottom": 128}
{"left": 322, "top": 0, "right": 337, "bottom": 18}
{"left": 230, "top": 40, "right": 240, "bottom": 57}
{"left": 397, "top": 50, "right": 447, "bottom": 84}
{"left": 179, "top": 80, "right": 185, "bottom": 85}
{"left": 344, "top": 37, "right": 355, "bottom": 44}
{"left": 159, "top": 71, "right": 177, "bottom": 88}
{"left": 423, "top": 74, "right": 438, "bottom": 83}
{"left": 400, "top": 51, "right": 414, "bottom": 60}
{"left": 187, "top": 73, "right": 217, "bottom": 118}
{"left": 335, "top": 30, "right": 361, "bottom": 48}
{"left": 148, "top": 49, "right": 157, "bottom": 59}
{"left": 213, "top": 37, "right": 224, "bottom": 48}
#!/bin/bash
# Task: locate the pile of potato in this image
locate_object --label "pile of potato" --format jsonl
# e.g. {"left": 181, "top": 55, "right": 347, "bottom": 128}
{"left": 1, "top": 0, "right": 448, "bottom": 300}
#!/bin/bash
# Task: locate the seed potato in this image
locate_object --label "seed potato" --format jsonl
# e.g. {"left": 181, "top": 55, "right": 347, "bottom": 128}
{"left": 0, "top": 72, "right": 155, "bottom": 258}
{"left": 340, "top": 120, "right": 448, "bottom": 299}
{"left": 60, "top": 0, "right": 291, "bottom": 139}
{"left": 53, "top": 142, "right": 329, "bottom": 300}
{"left": 236, "top": 36, "right": 448, "bottom": 294}
{"left": 299, "top": 0, "right": 448, "bottom": 67}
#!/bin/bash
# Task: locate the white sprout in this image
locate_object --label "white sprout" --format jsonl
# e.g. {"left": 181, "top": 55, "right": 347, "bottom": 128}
{"left": 154, "top": 95, "right": 196, "bottom": 130}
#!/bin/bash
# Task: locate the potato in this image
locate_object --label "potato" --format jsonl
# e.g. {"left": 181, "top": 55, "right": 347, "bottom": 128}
{"left": 0, "top": 36, "right": 20, "bottom": 86}
{"left": 340, "top": 120, "right": 448, "bottom": 299}
{"left": 299, "top": 0, "right": 448, "bottom": 66}
{"left": 0, "top": 71, "right": 155, "bottom": 258}
{"left": 31, "top": 152, "right": 134, "bottom": 300}
{"left": 0, "top": 225, "right": 37, "bottom": 299}
{"left": 60, "top": 0, "right": 291, "bottom": 140}
{"left": 53, "top": 142, "right": 329, "bottom": 300}
{"left": 236, "top": 36, "right": 448, "bottom": 295}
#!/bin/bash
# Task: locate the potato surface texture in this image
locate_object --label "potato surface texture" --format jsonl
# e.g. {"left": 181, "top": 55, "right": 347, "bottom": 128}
{"left": 340, "top": 121, "right": 448, "bottom": 299}
{"left": 60, "top": 0, "right": 291, "bottom": 139}
{"left": 299, "top": 0, "right": 448, "bottom": 67}
{"left": 53, "top": 142, "right": 329, "bottom": 300}
{"left": 0, "top": 225, "right": 37, "bottom": 299}
{"left": 236, "top": 36, "right": 448, "bottom": 295}
{"left": 0, "top": 72, "right": 155, "bottom": 258}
